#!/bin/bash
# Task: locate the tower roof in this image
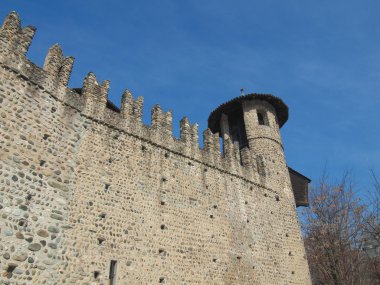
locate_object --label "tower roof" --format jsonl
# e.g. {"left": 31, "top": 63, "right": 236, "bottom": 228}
{"left": 208, "top": 93, "right": 289, "bottom": 133}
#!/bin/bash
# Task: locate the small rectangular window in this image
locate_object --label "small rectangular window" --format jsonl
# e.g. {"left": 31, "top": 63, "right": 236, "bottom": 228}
{"left": 257, "top": 111, "right": 268, "bottom": 126}
{"left": 109, "top": 260, "right": 117, "bottom": 285}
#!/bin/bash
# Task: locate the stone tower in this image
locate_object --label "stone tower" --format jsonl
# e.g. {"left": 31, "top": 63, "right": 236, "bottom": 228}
{"left": 208, "top": 94, "right": 312, "bottom": 283}
{"left": 208, "top": 94, "right": 293, "bottom": 193}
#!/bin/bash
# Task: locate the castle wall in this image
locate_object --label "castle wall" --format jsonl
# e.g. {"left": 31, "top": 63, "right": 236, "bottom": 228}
{"left": 0, "top": 60, "right": 84, "bottom": 283}
{"left": 0, "top": 12, "right": 311, "bottom": 285}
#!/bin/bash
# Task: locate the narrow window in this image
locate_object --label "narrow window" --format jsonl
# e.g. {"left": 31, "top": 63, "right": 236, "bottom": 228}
{"left": 257, "top": 110, "right": 269, "bottom": 126}
{"left": 257, "top": 112, "right": 265, "bottom": 125}
{"left": 109, "top": 260, "right": 117, "bottom": 285}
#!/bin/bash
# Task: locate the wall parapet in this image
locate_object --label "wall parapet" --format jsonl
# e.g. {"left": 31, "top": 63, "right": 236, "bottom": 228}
{"left": 0, "top": 11, "right": 272, "bottom": 191}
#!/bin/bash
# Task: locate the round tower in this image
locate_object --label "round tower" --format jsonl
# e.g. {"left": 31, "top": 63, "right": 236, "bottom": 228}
{"left": 208, "top": 93, "right": 290, "bottom": 190}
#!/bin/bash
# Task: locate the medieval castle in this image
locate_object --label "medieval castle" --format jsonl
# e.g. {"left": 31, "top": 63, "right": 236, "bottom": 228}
{"left": 0, "top": 12, "right": 311, "bottom": 284}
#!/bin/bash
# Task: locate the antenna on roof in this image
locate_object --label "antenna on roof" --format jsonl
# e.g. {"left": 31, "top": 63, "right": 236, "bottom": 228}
{"left": 240, "top": 88, "right": 244, "bottom": 96}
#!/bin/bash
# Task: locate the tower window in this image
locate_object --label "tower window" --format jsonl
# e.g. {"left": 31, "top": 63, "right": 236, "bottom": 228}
{"left": 227, "top": 107, "right": 248, "bottom": 149}
{"left": 257, "top": 111, "right": 268, "bottom": 126}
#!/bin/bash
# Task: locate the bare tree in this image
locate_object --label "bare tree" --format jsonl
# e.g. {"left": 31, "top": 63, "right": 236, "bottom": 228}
{"left": 302, "top": 172, "right": 374, "bottom": 285}
{"left": 362, "top": 170, "right": 380, "bottom": 282}
{"left": 365, "top": 170, "right": 380, "bottom": 244}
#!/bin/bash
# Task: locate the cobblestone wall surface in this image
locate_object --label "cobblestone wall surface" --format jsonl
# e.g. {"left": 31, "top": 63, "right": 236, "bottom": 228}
{"left": 0, "top": 12, "right": 311, "bottom": 285}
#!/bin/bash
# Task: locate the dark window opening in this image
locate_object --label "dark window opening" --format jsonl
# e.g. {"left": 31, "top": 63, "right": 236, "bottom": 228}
{"left": 99, "top": 213, "right": 106, "bottom": 219}
{"left": 257, "top": 111, "right": 269, "bottom": 126}
{"left": 227, "top": 106, "right": 248, "bottom": 150}
{"left": 159, "top": 277, "right": 165, "bottom": 283}
{"left": 109, "top": 260, "right": 117, "bottom": 285}
{"left": 94, "top": 271, "right": 100, "bottom": 279}
{"left": 98, "top": 237, "right": 105, "bottom": 245}
{"left": 43, "top": 134, "right": 50, "bottom": 140}
{"left": 160, "top": 224, "right": 166, "bottom": 230}
{"left": 104, "top": 184, "right": 110, "bottom": 192}
{"left": 160, "top": 201, "right": 166, "bottom": 206}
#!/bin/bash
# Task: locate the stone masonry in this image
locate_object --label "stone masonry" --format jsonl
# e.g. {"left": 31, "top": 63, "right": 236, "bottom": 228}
{"left": 0, "top": 12, "right": 311, "bottom": 285}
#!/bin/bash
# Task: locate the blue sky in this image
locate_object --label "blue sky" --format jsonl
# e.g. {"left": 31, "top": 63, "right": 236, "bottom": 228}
{"left": 2, "top": 0, "right": 380, "bottom": 195}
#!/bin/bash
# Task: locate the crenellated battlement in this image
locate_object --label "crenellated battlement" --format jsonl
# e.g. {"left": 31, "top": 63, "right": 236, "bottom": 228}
{"left": 0, "top": 11, "right": 35, "bottom": 54}
{"left": 0, "top": 11, "right": 266, "bottom": 186}
{"left": 43, "top": 44, "right": 74, "bottom": 86}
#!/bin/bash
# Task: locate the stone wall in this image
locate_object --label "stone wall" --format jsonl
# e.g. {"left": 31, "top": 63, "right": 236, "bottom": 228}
{"left": 0, "top": 12, "right": 311, "bottom": 285}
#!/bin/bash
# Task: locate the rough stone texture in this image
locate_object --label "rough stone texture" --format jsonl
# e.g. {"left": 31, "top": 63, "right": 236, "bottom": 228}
{"left": 0, "top": 12, "right": 311, "bottom": 285}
